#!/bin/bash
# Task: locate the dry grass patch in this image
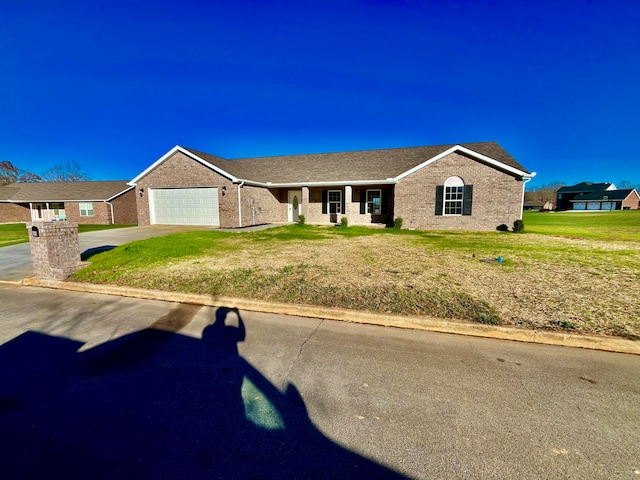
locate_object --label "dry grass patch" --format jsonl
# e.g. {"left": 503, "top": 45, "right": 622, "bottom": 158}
{"left": 83, "top": 228, "right": 639, "bottom": 339}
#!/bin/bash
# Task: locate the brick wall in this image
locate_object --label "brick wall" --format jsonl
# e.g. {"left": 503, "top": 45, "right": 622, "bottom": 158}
{"left": 240, "top": 186, "right": 286, "bottom": 226}
{"left": 111, "top": 189, "right": 139, "bottom": 224}
{"left": 394, "top": 152, "right": 524, "bottom": 231}
{"left": 623, "top": 191, "right": 640, "bottom": 210}
{"left": 135, "top": 151, "right": 240, "bottom": 227}
{"left": 0, "top": 203, "right": 30, "bottom": 223}
{"left": 27, "top": 222, "right": 83, "bottom": 280}
{"left": 65, "top": 202, "right": 113, "bottom": 225}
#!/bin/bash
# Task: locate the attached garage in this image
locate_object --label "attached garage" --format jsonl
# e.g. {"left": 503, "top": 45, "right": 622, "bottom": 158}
{"left": 149, "top": 187, "right": 219, "bottom": 226}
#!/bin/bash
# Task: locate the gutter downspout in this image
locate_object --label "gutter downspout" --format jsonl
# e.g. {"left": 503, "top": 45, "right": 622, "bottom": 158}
{"left": 29, "top": 202, "right": 33, "bottom": 221}
{"left": 237, "top": 181, "right": 245, "bottom": 228}
{"left": 105, "top": 201, "right": 115, "bottom": 224}
{"left": 521, "top": 173, "right": 536, "bottom": 219}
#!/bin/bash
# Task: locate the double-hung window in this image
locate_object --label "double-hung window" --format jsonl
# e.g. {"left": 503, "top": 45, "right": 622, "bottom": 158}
{"left": 366, "top": 189, "right": 382, "bottom": 215}
{"left": 328, "top": 190, "right": 342, "bottom": 214}
{"left": 444, "top": 181, "right": 464, "bottom": 215}
{"left": 79, "top": 202, "right": 94, "bottom": 216}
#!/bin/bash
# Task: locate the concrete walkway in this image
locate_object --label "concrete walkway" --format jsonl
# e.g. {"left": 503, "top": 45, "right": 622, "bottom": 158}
{"left": 0, "top": 223, "right": 281, "bottom": 282}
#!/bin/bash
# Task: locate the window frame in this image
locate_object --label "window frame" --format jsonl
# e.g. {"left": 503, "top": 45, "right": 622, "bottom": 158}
{"left": 443, "top": 177, "right": 464, "bottom": 216}
{"left": 327, "top": 190, "right": 342, "bottom": 214}
{"left": 79, "top": 202, "right": 94, "bottom": 217}
{"left": 366, "top": 189, "right": 382, "bottom": 215}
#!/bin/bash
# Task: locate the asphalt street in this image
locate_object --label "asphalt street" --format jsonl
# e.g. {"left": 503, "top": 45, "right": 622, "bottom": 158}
{"left": 1, "top": 283, "right": 638, "bottom": 479}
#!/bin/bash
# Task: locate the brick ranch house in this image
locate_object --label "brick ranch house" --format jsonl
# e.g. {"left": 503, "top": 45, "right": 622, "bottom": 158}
{"left": 130, "top": 142, "right": 535, "bottom": 231}
{"left": 0, "top": 181, "right": 138, "bottom": 224}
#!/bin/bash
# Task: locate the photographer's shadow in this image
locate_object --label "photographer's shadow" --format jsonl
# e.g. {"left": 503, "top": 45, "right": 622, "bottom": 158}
{"left": 0, "top": 305, "right": 405, "bottom": 479}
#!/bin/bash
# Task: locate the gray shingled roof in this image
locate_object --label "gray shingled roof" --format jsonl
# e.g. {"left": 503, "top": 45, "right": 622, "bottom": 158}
{"left": 184, "top": 142, "right": 529, "bottom": 184}
{"left": 0, "top": 181, "right": 133, "bottom": 202}
{"left": 557, "top": 182, "right": 613, "bottom": 193}
{"left": 571, "top": 189, "right": 637, "bottom": 202}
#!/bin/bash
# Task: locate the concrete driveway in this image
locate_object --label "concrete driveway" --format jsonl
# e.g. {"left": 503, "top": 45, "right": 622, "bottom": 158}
{"left": 0, "top": 225, "right": 214, "bottom": 282}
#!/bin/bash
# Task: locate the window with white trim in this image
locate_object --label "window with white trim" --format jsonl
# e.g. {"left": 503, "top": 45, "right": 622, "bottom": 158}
{"left": 366, "top": 189, "right": 381, "bottom": 215}
{"left": 327, "top": 190, "right": 342, "bottom": 214}
{"left": 444, "top": 176, "right": 464, "bottom": 215}
{"left": 79, "top": 202, "right": 94, "bottom": 216}
{"left": 435, "top": 177, "right": 473, "bottom": 217}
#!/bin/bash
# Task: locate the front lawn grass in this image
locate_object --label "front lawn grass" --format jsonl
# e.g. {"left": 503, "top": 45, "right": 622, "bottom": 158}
{"left": 0, "top": 223, "right": 137, "bottom": 247}
{"left": 523, "top": 209, "right": 640, "bottom": 241}
{"left": 72, "top": 219, "right": 640, "bottom": 339}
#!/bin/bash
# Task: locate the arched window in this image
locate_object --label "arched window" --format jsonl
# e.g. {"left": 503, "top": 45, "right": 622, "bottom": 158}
{"left": 444, "top": 176, "right": 464, "bottom": 215}
{"left": 435, "top": 177, "right": 473, "bottom": 216}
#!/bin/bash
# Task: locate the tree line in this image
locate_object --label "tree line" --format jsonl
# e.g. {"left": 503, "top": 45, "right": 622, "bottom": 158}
{"left": 0, "top": 160, "right": 90, "bottom": 186}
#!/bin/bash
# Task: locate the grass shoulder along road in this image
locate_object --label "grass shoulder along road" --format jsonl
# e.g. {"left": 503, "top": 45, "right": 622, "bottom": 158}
{"left": 0, "top": 223, "right": 136, "bottom": 247}
{"left": 72, "top": 210, "right": 640, "bottom": 340}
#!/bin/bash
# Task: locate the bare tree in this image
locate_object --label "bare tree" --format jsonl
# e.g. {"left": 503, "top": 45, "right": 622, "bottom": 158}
{"left": 41, "top": 160, "right": 90, "bottom": 182}
{"left": 0, "top": 160, "right": 42, "bottom": 185}
{"left": 524, "top": 181, "right": 566, "bottom": 206}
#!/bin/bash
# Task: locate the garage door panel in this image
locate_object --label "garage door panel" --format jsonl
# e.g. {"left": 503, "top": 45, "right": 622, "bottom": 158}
{"left": 149, "top": 188, "right": 219, "bottom": 226}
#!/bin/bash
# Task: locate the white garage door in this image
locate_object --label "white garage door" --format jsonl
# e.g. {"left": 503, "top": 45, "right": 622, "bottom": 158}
{"left": 149, "top": 187, "right": 219, "bottom": 226}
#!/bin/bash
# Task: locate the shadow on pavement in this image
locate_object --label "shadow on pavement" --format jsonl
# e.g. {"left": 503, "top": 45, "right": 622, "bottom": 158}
{"left": 0, "top": 306, "right": 406, "bottom": 479}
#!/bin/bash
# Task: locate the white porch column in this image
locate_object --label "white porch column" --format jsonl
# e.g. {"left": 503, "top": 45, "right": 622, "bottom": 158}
{"left": 344, "top": 185, "right": 352, "bottom": 224}
{"left": 302, "top": 186, "right": 309, "bottom": 219}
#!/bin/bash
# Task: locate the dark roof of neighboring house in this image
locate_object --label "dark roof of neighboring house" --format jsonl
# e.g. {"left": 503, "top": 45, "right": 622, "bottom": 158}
{"left": 557, "top": 182, "right": 613, "bottom": 194}
{"left": 524, "top": 200, "right": 552, "bottom": 207}
{"left": 0, "top": 181, "right": 133, "bottom": 202}
{"left": 570, "top": 189, "right": 638, "bottom": 202}
{"left": 180, "top": 141, "right": 530, "bottom": 184}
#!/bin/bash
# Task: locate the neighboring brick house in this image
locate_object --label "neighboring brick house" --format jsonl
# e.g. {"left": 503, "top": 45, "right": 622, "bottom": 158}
{"left": 130, "top": 142, "right": 534, "bottom": 231}
{"left": 556, "top": 182, "right": 640, "bottom": 211}
{"left": 0, "top": 181, "right": 137, "bottom": 224}
{"left": 555, "top": 182, "right": 615, "bottom": 211}
{"left": 570, "top": 189, "right": 640, "bottom": 211}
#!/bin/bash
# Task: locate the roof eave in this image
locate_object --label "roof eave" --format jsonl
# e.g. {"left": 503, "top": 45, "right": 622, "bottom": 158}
{"left": 393, "top": 145, "right": 529, "bottom": 181}
{"left": 238, "top": 179, "right": 398, "bottom": 188}
{"left": 129, "top": 146, "right": 239, "bottom": 185}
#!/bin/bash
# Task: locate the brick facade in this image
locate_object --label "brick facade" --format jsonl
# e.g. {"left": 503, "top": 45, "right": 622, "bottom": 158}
{"left": 0, "top": 203, "right": 30, "bottom": 223}
{"left": 133, "top": 148, "right": 526, "bottom": 231}
{"left": 135, "top": 151, "right": 287, "bottom": 228}
{"left": 394, "top": 152, "right": 524, "bottom": 231}
{"left": 1, "top": 190, "right": 137, "bottom": 225}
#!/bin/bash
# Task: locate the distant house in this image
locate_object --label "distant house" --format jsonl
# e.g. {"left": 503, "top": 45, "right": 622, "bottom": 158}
{"left": 556, "top": 182, "right": 616, "bottom": 211}
{"left": 570, "top": 189, "right": 640, "bottom": 211}
{"left": 0, "top": 181, "right": 138, "bottom": 224}
{"left": 129, "top": 142, "right": 535, "bottom": 231}
{"left": 524, "top": 200, "right": 554, "bottom": 211}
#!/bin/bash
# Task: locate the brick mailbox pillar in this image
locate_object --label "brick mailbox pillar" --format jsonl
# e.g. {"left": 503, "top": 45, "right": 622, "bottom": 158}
{"left": 27, "top": 222, "right": 84, "bottom": 280}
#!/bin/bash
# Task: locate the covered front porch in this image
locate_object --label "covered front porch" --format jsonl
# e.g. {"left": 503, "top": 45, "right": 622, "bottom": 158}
{"left": 290, "top": 184, "right": 394, "bottom": 226}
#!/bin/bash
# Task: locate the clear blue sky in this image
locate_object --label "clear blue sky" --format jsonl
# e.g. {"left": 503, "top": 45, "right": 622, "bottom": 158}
{"left": 2, "top": 0, "right": 639, "bottom": 189}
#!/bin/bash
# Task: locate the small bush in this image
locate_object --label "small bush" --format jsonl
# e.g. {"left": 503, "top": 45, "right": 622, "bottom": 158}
{"left": 513, "top": 219, "right": 524, "bottom": 233}
{"left": 340, "top": 216, "right": 348, "bottom": 227}
{"left": 393, "top": 217, "right": 403, "bottom": 229}
{"left": 496, "top": 224, "right": 509, "bottom": 232}
{"left": 297, "top": 214, "right": 305, "bottom": 225}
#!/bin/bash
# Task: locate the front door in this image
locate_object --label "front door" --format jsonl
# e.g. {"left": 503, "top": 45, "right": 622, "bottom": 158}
{"left": 288, "top": 190, "right": 302, "bottom": 222}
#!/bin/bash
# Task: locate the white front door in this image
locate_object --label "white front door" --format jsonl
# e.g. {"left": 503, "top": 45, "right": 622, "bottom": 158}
{"left": 288, "top": 190, "right": 302, "bottom": 222}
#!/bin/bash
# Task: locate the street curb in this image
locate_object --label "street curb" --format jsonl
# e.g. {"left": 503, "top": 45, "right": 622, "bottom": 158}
{"left": 18, "top": 278, "right": 640, "bottom": 356}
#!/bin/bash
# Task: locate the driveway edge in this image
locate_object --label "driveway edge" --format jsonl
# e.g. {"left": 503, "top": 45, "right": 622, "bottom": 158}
{"left": 19, "top": 278, "right": 640, "bottom": 355}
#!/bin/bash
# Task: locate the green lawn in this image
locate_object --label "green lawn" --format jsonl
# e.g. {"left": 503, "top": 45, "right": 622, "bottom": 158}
{"left": 523, "top": 209, "right": 640, "bottom": 241}
{"left": 72, "top": 216, "right": 640, "bottom": 339}
{"left": 0, "top": 223, "right": 137, "bottom": 247}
